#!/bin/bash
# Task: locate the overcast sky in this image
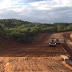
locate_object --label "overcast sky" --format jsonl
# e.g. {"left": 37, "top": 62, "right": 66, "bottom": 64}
{"left": 0, "top": 0, "right": 72, "bottom": 23}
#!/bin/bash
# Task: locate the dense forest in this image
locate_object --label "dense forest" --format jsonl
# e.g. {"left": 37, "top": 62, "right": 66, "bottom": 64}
{"left": 0, "top": 19, "right": 72, "bottom": 43}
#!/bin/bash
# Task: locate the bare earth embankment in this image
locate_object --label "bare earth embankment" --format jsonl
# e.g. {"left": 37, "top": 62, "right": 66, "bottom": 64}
{"left": 0, "top": 33, "right": 72, "bottom": 72}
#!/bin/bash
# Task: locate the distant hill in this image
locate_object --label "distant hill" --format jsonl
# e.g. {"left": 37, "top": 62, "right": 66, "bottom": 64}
{"left": 0, "top": 19, "right": 32, "bottom": 28}
{"left": 0, "top": 19, "right": 72, "bottom": 43}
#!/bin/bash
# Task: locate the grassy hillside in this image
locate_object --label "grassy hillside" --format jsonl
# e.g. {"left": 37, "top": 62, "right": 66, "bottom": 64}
{"left": 0, "top": 19, "right": 72, "bottom": 43}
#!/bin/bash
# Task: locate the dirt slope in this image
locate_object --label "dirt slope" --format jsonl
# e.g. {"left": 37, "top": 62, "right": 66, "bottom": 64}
{"left": 63, "top": 32, "right": 72, "bottom": 40}
{"left": 0, "top": 33, "right": 72, "bottom": 72}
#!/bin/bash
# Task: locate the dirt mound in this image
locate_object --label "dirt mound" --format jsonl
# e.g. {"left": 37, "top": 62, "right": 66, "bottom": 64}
{"left": 63, "top": 32, "right": 72, "bottom": 40}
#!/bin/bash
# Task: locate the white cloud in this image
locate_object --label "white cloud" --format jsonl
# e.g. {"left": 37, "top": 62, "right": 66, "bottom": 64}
{"left": 0, "top": 0, "right": 11, "bottom": 9}
{"left": 0, "top": 0, "right": 72, "bottom": 11}
{"left": 0, "top": 0, "right": 72, "bottom": 23}
{"left": 29, "top": 0, "right": 72, "bottom": 10}
{"left": 0, "top": 0, "right": 23, "bottom": 9}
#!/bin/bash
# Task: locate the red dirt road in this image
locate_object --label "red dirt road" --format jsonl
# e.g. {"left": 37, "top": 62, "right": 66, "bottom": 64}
{"left": 0, "top": 33, "right": 72, "bottom": 72}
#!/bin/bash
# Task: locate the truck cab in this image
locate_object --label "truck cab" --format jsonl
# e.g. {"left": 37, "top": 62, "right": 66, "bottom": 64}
{"left": 48, "top": 40, "right": 56, "bottom": 47}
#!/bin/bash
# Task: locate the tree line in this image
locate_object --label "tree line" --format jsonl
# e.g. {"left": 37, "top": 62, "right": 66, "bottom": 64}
{"left": 0, "top": 19, "right": 72, "bottom": 43}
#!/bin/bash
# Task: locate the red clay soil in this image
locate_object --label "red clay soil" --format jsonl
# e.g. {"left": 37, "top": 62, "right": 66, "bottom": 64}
{"left": 62, "top": 61, "right": 72, "bottom": 70}
{"left": 63, "top": 32, "right": 72, "bottom": 60}
{"left": 0, "top": 33, "right": 72, "bottom": 72}
{"left": 63, "top": 32, "right": 72, "bottom": 40}
{"left": 34, "top": 33, "right": 51, "bottom": 44}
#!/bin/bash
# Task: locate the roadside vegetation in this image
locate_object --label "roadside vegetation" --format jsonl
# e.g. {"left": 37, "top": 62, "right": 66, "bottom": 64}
{"left": 0, "top": 19, "right": 72, "bottom": 43}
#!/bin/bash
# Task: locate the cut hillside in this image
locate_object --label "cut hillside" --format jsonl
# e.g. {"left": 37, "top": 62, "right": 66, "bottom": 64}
{"left": 63, "top": 32, "right": 72, "bottom": 40}
{"left": 63, "top": 32, "right": 72, "bottom": 60}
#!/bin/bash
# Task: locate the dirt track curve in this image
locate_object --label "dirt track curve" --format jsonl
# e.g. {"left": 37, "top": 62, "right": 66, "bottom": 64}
{"left": 0, "top": 33, "right": 72, "bottom": 72}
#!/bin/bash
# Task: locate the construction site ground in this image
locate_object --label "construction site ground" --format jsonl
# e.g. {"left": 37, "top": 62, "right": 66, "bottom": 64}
{"left": 0, "top": 32, "right": 72, "bottom": 72}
